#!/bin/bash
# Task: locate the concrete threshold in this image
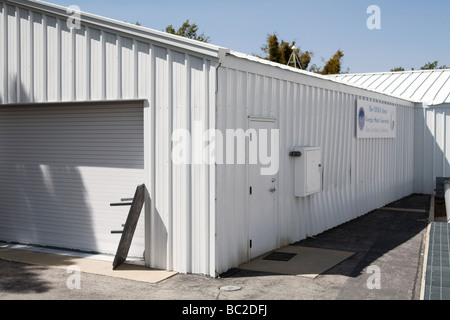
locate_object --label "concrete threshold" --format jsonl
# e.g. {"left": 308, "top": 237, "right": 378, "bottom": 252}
{"left": 0, "top": 244, "right": 177, "bottom": 284}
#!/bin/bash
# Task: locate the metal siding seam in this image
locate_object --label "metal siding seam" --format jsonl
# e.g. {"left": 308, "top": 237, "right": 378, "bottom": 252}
{"left": 56, "top": 17, "right": 61, "bottom": 101}
{"left": 337, "top": 92, "right": 347, "bottom": 221}
{"left": 227, "top": 68, "right": 236, "bottom": 267}
{"left": 167, "top": 49, "right": 173, "bottom": 271}
{"left": 71, "top": 22, "right": 75, "bottom": 101}
{"left": 204, "top": 59, "right": 210, "bottom": 275}
{"left": 29, "top": 10, "right": 34, "bottom": 102}
{"left": 175, "top": 50, "right": 189, "bottom": 273}
{"left": 46, "top": 15, "right": 57, "bottom": 101}
{"left": 16, "top": 6, "right": 20, "bottom": 103}
{"left": 86, "top": 26, "right": 91, "bottom": 100}
{"left": 323, "top": 89, "right": 332, "bottom": 228}
{"left": 33, "top": 12, "right": 43, "bottom": 102}
{"left": 232, "top": 68, "right": 240, "bottom": 267}
{"left": 220, "top": 67, "right": 229, "bottom": 273}
{"left": 198, "top": 58, "right": 207, "bottom": 274}
{"left": 100, "top": 30, "right": 106, "bottom": 100}
{"left": 8, "top": 4, "right": 17, "bottom": 103}
{"left": 445, "top": 110, "right": 450, "bottom": 177}
{"left": 117, "top": 35, "right": 122, "bottom": 100}
{"left": 1, "top": 2, "right": 6, "bottom": 103}
{"left": 133, "top": 39, "right": 138, "bottom": 99}
{"left": 185, "top": 53, "right": 192, "bottom": 273}
{"left": 162, "top": 48, "right": 170, "bottom": 268}
{"left": 436, "top": 108, "right": 445, "bottom": 178}
{"left": 191, "top": 55, "right": 198, "bottom": 272}
{"left": 208, "top": 60, "right": 216, "bottom": 276}
{"left": 144, "top": 44, "right": 156, "bottom": 269}
{"left": 282, "top": 80, "right": 291, "bottom": 244}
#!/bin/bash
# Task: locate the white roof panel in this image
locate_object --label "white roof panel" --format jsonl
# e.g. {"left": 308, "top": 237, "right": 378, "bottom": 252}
{"left": 367, "top": 74, "right": 391, "bottom": 91}
{"left": 401, "top": 72, "right": 432, "bottom": 99}
{"left": 433, "top": 75, "right": 450, "bottom": 105}
{"left": 410, "top": 71, "right": 442, "bottom": 102}
{"left": 328, "top": 69, "right": 450, "bottom": 105}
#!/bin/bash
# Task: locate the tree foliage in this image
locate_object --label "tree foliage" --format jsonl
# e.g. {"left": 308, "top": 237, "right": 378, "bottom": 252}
{"left": 421, "top": 61, "right": 448, "bottom": 70}
{"left": 391, "top": 61, "right": 448, "bottom": 72}
{"left": 319, "top": 50, "right": 344, "bottom": 75}
{"left": 261, "top": 33, "right": 313, "bottom": 70}
{"left": 165, "top": 20, "right": 210, "bottom": 43}
{"left": 260, "top": 33, "right": 345, "bottom": 74}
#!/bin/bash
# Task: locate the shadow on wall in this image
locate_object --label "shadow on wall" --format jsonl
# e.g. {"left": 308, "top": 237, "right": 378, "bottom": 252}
{"left": 0, "top": 78, "right": 146, "bottom": 281}
{"left": 417, "top": 105, "right": 450, "bottom": 194}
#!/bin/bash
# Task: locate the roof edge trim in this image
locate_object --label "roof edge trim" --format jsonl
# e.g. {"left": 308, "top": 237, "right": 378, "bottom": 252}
{"left": 6, "top": 0, "right": 227, "bottom": 59}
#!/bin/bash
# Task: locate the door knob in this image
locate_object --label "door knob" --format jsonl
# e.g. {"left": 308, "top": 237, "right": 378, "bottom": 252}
{"left": 269, "top": 186, "right": 277, "bottom": 193}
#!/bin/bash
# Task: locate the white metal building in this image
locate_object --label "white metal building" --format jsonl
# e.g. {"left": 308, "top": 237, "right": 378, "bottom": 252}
{"left": 0, "top": 0, "right": 422, "bottom": 277}
{"left": 328, "top": 70, "right": 450, "bottom": 195}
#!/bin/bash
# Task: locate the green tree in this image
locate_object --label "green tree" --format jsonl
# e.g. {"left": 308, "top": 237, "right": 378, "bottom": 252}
{"left": 421, "top": 61, "right": 439, "bottom": 70}
{"left": 165, "top": 20, "right": 210, "bottom": 43}
{"left": 260, "top": 33, "right": 312, "bottom": 70}
{"left": 264, "top": 34, "right": 282, "bottom": 63}
{"left": 320, "top": 50, "right": 344, "bottom": 75}
{"left": 390, "top": 67, "right": 405, "bottom": 72}
{"left": 421, "top": 61, "right": 448, "bottom": 70}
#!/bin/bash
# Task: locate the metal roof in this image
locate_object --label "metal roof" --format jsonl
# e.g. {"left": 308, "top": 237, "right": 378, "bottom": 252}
{"left": 327, "top": 69, "right": 450, "bottom": 106}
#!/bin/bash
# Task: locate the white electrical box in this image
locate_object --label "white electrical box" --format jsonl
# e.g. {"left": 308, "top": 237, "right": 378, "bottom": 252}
{"left": 294, "top": 147, "right": 322, "bottom": 197}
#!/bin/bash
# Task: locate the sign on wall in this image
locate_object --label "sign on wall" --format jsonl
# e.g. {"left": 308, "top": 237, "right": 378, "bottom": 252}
{"left": 356, "top": 99, "right": 396, "bottom": 139}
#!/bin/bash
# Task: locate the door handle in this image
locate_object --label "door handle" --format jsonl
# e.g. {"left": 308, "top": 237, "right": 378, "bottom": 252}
{"left": 269, "top": 186, "right": 277, "bottom": 193}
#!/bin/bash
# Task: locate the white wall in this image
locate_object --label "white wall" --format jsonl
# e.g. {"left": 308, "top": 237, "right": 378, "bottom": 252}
{"left": 215, "top": 53, "right": 416, "bottom": 275}
{"left": 414, "top": 103, "right": 450, "bottom": 194}
{"left": 0, "top": 1, "right": 219, "bottom": 276}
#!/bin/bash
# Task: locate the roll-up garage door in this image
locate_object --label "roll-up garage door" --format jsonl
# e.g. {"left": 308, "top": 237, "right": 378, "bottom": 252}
{"left": 0, "top": 102, "right": 145, "bottom": 258}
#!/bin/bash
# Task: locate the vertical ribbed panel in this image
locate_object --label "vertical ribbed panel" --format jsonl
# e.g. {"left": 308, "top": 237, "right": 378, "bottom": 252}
{"left": 216, "top": 55, "right": 416, "bottom": 275}
{"left": 0, "top": 3, "right": 5, "bottom": 104}
{"left": 415, "top": 104, "right": 450, "bottom": 194}
{"left": 0, "top": 2, "right": 218, "bottom": 276}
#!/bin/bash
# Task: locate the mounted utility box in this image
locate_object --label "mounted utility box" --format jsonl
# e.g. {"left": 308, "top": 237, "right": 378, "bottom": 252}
{"left": 293, "top": 147, "right": 322, "bottom": 197}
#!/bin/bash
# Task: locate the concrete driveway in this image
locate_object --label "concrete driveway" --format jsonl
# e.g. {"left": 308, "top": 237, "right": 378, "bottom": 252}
{"left": 0, "top": 194, "right": 430, "bottom": 302}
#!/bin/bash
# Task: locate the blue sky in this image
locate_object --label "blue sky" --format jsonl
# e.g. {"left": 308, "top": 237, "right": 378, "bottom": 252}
{"left": 48, "top": 0, "right": 449, "bottom": 73}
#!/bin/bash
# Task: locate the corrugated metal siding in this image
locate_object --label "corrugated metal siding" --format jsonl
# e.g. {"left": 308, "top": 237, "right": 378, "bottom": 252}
{"left": 0, "top": 103, "right": 145, "bottom": 257}
{"left": 415, "top": 104, "right": 450, "bottom": 194}
{"left": 0, "top": 2, "right": 218, "bottom": 276}
{"left": 215, "top": 54, "right": 416, "bottom": 275}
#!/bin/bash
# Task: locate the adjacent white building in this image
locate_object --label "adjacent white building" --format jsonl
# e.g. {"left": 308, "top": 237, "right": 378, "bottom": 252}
{"left": 0, "top": 0, "right": 433, "bottom": 277}
{"left": 328, "top": 70, "right": 450, "bottom": 195}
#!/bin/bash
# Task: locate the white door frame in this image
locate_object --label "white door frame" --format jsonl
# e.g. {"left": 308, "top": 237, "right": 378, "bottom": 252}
{"left": 246, "top": 116, "right": 279, "bottom": 260}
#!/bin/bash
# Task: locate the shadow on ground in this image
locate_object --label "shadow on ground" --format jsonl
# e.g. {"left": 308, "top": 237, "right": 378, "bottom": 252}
{"left": 0, "top": 259, "right": 52, "bottom": 294}
{"left": 223, "top": 194, "right": 430, "bottom": 280}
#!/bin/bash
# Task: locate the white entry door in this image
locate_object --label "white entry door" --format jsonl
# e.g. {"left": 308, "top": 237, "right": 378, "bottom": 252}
{"left": 248, "top": 119, "right": 278, "bottom": 259}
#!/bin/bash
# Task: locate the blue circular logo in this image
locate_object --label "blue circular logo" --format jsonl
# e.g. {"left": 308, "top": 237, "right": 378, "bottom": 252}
{"left": 358, "top": 107, "right": 365, "bottom": 131}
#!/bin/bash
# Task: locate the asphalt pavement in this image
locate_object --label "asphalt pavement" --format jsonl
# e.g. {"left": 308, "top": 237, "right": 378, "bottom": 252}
{"left": 0, "top": 193, "right": 431, "bottom": 302}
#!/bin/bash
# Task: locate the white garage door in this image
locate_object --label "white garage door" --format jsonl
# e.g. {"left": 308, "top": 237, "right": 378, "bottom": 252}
{"left": 0, "top": 102, "right": 146, "bottom": 258}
